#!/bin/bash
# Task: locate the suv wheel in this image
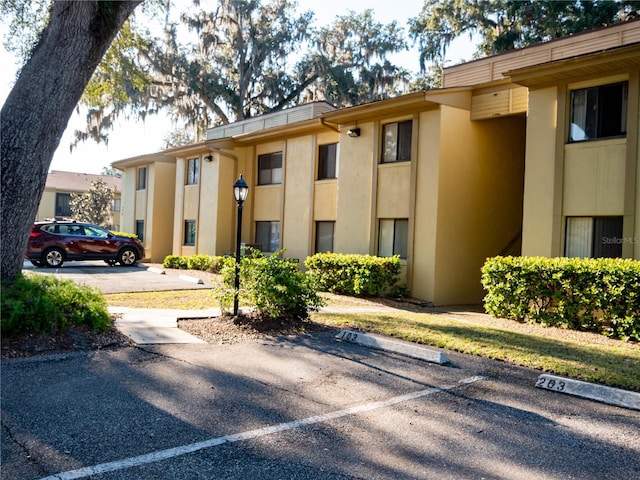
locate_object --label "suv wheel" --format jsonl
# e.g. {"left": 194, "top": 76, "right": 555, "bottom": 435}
{"left": 43, "top": 248, "right": 64, "bottom": 268}
{"left": 30, "top": 259, "right": 43, "bottom": 267}
{"left": 118, "top": 247, "right": 138, "bottom": 266}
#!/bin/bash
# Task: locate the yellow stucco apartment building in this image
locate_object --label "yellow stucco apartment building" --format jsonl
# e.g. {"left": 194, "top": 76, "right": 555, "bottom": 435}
{"left": 36, "top": 170, "right": 122, "bottom": 230}
{"left": 112, "top": 19, "right": 640, "bottom": 305}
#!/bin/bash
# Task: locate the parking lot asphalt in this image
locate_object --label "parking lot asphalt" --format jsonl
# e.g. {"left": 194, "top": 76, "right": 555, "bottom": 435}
{"left": 5, "top": 261, "right": 639, "bottom": 479}
{"left": 21, "top": 260, "right": 210, "bottom": 294}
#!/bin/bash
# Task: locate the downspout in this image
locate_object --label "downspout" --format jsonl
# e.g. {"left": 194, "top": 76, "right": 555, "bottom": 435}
{"left": 320, "top": 118, "right": 340, "bottom": 133}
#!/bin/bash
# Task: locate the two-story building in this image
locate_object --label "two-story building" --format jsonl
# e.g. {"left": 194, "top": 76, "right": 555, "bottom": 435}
{"left": 112, "top": 19, "right": 640, "bottom": 305}
{"left": 36, "top": 170, "right": 122, "bottom": 230}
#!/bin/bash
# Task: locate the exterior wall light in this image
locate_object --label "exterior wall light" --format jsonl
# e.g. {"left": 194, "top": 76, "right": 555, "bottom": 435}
{"left": 347, "top": 127, "right": 361, "bottom": 137}
{"left": 204, "top": 155, "right": 213, "bottom": 162}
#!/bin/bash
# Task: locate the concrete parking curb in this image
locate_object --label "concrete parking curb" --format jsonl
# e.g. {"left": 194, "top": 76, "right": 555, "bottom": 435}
{"left": 146, "top": 266, "right": 166, "bottom": 275}
{"left": 178, "top": 274, "right": 205, "bottom": 285}
{"left": 335, "top": 330, "right": 449, "bottom": 364}
{"left": 536, "top": 374, "right": 640, "bottom": 411}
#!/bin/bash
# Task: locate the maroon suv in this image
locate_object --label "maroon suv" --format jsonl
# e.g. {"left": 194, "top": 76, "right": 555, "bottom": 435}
{"left": 26, "top": 221, "right": 145, "bottom": 268}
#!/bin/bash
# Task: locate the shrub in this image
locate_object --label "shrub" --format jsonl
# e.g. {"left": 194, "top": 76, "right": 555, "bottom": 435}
{"left": 217, "top": 250, "right": 324, "bottom": 322}
{"left": 163, "top": 254, "right": 226, "bottom": 273}
{"left": 110, "top": 230, "right": 138, "bottom": 239}
{"left": 163, "top": 255, "right": 189, "bottom": 269}
{"left": 1, "top": 274, "right": 111, "bottom": 337}
{"left": 481, "top": 256, "right": 640, "bottom": 341}
{"left": 304, "top": 253, "right": 402, "bottom": 297}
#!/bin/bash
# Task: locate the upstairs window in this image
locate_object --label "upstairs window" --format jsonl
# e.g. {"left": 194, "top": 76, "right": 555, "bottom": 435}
{"left": 137, "top": 167, "right": 147, "bottom": 190}
{"left": 318, "top": 143, "right": 337, "bottom": 180}
{"left": 382, "top": 120, "right": 412, "bottom": 163}
{"left": 569, "top": 82, "right": 627, "bottom": 142}
{"left": 258, "top": 152, "right": 283, "bottom": 185}
{"left": 186, "top": 158, "right": 200, "bottom": 185}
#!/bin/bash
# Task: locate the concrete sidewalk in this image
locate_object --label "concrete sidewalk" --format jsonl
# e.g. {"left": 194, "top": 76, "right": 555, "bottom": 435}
{"left": 109, "top": 304, "right": 403, "bottom": 345}
{"left": 109, "top": 306, "right": 216, "bottom": 344}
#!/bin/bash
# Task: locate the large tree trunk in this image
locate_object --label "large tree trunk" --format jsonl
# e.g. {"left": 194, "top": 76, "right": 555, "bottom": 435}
{"left": 1, "top": 0, "right": 142, "bottom": 282}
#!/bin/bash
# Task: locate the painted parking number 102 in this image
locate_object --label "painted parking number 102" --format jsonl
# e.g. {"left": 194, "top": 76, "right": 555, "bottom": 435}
{"left": 536, "top": 377, "right": 566, "bottom": 392}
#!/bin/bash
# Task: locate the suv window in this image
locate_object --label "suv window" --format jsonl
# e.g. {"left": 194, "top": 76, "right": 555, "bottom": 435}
{"left": 84, "top": 225, "right": 110, "bottom": 238}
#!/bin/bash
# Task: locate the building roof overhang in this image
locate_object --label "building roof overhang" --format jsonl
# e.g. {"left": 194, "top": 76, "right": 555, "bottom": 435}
{"left": 505, "top": 43, "right": 640, "bottom": 87}
{"left": 319, "top": 88, "right": 472, "bottom": 125}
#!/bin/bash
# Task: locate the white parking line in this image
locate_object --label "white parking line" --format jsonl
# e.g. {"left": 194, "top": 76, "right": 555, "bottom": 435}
{"left": 40, "top": 376, "right": 485, "bottom": 480}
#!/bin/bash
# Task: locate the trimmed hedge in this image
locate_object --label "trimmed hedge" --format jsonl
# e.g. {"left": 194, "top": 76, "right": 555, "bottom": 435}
{"left": 1, "top": 274, "right": 111, "bottom": 337}
{"left": 163, "top": 254, "right": 227, "bottom": 273}
{"left": 305, "top": 253, "right": 402, "bottom": 297}
{"left": 481, "top": 256, "right": 640, "bottom": 341}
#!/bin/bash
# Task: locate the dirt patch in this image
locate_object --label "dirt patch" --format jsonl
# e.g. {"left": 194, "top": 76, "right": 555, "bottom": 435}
{"left": 178, "top": 313, "right": 335, "bottom": 345}
{"left": 1, "top": 319, "right": 133, "bottom": 359}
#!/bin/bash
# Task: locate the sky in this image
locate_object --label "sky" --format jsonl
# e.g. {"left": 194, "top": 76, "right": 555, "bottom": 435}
{"left": 0, "top": 0, "right": 477, "bottom": 175}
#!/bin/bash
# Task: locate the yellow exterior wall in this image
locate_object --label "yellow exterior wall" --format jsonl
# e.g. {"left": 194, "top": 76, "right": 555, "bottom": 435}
{"left": 313, "top": 181, "right": 337, "bottom": 220}
{"left": 411, "top": 110, "right": 443, "bottom": 303}
{"left": 36, "top": 191, "right": 56, "bottom": 220}
{"left": 120, "top": 167, "right": 137, "bottom": 234}
{"left": 283, "top": 136, "right": 314, "bottom": 260}
{"left": 521, "top": 86, "right": 561, "bottom": 257}
{"left": 172, "top": 158, "right": 185, "bottom": 255}
{"left": 147, "top": 162, "right": 176, "bottom": 262}
{"left": 563, "top": 140, "right": 626, "bottom": 215}
{"left": 253, "top": 141, "right": 284, "bottom": 226}
{"left": 431, "top": 107, "right": 526, "bottom": 305}
{"left": 376, "top": 163, "right": 411, "bottom": 218}
{"left": 334, "top": 121, "right": 376, "bottom": 254}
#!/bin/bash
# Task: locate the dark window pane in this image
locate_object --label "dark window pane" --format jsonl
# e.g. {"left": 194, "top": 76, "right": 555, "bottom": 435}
{"left": 599, "top": 83, "right": 627, "bottom": 138}
{"left": 55, "top": 193, "right": 72, "bottom": 217}
{"left": 258, "top": 152, "right": 283, "bottom": 185}
{"left": 394, "top": 219, "right": 409, "bottom": 259}
{"left": 318, "top": 143, "right": 337, "bottom": 179}
{"left": 397, "top": 121, "right": 412, "bottom": 161}
{"left": 135, "top": 220, "right": 144, "bottom": 242}
{"left": 315, "top": 221, "right": 334, "bottom": 253}
{"left": 184, "top": 220, "right": 196, "bottom": 246}
{"left": 592, "top": 217, "right": 623, "bottom": 258}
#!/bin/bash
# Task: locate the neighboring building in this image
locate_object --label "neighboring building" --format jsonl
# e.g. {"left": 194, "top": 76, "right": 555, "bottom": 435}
{"left": 112, "top": 19, "right": 640, "bottom": 305}
{"left": 36, "top": 171, "right": 122, "bottom": 230}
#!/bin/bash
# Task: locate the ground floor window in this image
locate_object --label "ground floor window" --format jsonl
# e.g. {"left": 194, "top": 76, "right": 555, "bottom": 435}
{"left": 184, "top": 220, "right": 196, "bottom": 246}
{"left": 315, "top": 221, "right": 335, "bottom": 253}
{"left": 256, "top": 221, "right": 280, "bottom": 252}
{"left": 378, "top": 218, "right": 408, "bottom": 259}
{"left": 565, "top": 216, "right": 623, "bottom": 258}
{"left": 55, "top": 193, "right": 72, "bottom": 217}
{"left": 135, "top": 220, "right": 144, "bottom": 242}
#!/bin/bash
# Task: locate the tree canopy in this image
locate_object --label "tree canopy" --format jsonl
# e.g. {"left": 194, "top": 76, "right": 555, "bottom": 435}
{"left": 76, "top": 0, "right": 410, "bottom": 144}
{"left": 70, "top": 178, "right": 116, "bottom": 227}
{"left": 409, "top": 0, "right": 640, "bottom": 69}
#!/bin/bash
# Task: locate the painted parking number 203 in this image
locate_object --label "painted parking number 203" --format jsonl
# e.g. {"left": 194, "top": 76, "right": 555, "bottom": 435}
{"left": 536, "top": 377, "right": 566, "bottom": 392}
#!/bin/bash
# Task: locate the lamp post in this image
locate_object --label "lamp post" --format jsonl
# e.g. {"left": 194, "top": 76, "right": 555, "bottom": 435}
{"left": 233, "top": 174, "right": 249, "bottom": 317}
